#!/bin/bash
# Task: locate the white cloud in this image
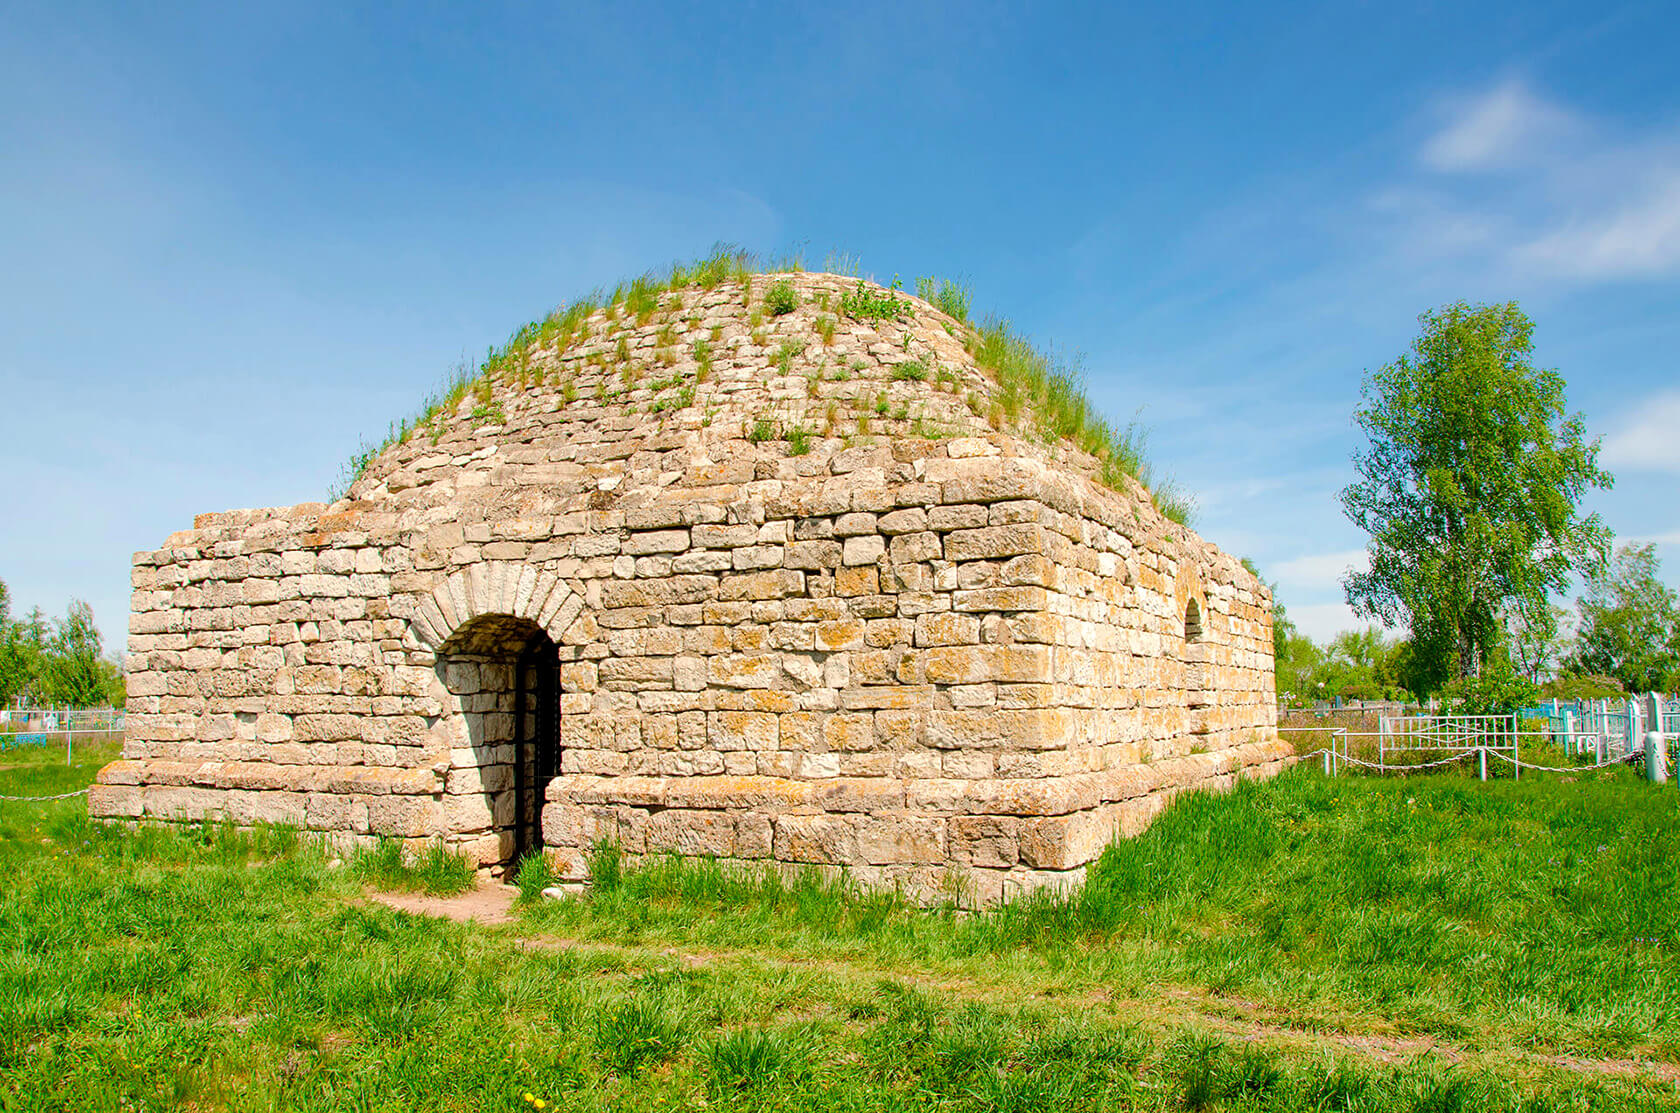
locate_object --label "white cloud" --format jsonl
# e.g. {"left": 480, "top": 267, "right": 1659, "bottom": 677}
{"left": 1271, "top": 548, "right": 1369, "bottom": 593}
{"left": 1379, "top": 79, "right": 1680, "bottom": 283}
{"left": 1421, "top": 79, "right": 1582, "bottom": 172}
{"left": 1367, "top": 186, "right": 1504, "bottom": 257}
{"left": 1515, "top": 174, "right": 1680, "bottom": 279}
{"left": 1193, "top": 475, "right": 1290, "bottom": 512}
{"left": 1602, "top": 390, "right": 1680, "bottom": 473}
{"left": 1287, "top": 602, "right": 1373, "bottom": 643}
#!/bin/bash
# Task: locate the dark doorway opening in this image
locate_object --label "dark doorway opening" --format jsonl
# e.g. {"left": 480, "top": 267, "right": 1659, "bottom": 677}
{"left": 436, "top": 615, "right": 561, "bottom": 869}
{"left": 512, "top": 634, "right": 560, "bottom": 865}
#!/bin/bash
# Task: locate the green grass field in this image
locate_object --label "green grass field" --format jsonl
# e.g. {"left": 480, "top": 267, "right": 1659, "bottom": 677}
{"left": 3, "top": 745, "right": 1679, "bottom": 1111}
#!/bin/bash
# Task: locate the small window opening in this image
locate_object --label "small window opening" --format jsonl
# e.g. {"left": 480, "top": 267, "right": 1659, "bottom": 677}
{"left": 1184, "top": 598, "right": 1203, "bottom": 643}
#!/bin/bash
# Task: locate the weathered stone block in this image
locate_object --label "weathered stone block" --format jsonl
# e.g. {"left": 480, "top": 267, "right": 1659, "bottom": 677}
{"left": 842, "top": 535, "right": 886, "bottom": 566}
{"left": 889, "top": 531, "right": 942, "bottom": 565}
{"left": 709, "top": 711, "right": 779, "bottom": 750}
{"left": 948, "top": 815, "right": 1018, "bottom": 867}
{"left": 951, "top": 587, "right": 1048, "bottom": 613}
{"left": 645, "top": 809, "right": 735, "bottom": 856}
{"left": 923, "top": 645, "right": 1050, "bottom": 685}
{"left": 914, "top": 612, "right": 981, "bottom": 647}
{"left": 88, "top": 783, "right": 143, "bottom": 818}
{"left": 718, "top": 569, "right": 805, "bottom": 601}
{"left": 367, "top": 796, "right": 445, "bottom": 837}
{"left": 835, "top": 565, "right": 879, "bottom": 596}
{"left": 785, "top": 540, "right": 843, "bottom": 570}
{"left": 815, "top": 619, "right": 865, "bottom": 652}
{"left": 833, "top": 512, "right": 878, "bottom": 537}
{"left": 733, "top": 545, "right": 785, "bottom": 571}
{"left": 877, "top": 507, "right": 928, "bottom": 535}
{"left": 857, "top": 815, "right": 947, "bottom": 865}
{"left": 944, "top": 524, "right": 1043, "bottom": 562}
{"left": 623, "top": 529, "right": 690, "bottom": 555}
{"left": 1018, "top": 810, "right": 1115, "bottom": 871}
{"left": 773, "top": 814, "right": 856, "bottom": 864}
{"left": 709, "top": 654, "right": 779, "bottom": 689}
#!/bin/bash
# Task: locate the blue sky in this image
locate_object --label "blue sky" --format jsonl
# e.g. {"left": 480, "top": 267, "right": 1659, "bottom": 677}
{"left": 2, "top": 1, "right": 1677, "bottom": 649}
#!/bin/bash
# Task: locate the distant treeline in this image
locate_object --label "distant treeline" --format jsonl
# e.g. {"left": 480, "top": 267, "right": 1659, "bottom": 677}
{"left": 0, "top": 578, "right": 124, "bottom": 709}
{"left": 1263, "top": 542, "right": 1680, "bottom": 710}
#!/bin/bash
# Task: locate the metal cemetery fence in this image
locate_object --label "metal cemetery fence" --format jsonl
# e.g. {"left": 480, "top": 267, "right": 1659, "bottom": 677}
{"left": 1516, "top": 696, "right": 1677, "bottom": 758}
{"left": 1288, "top": 716, "right": 1522, "bottom": 781}
{"left": 0, "top": 706, "right": 125, "bottom": 763}
{"left": 1282, "top": 695, "right": 1676, "bottom": 781}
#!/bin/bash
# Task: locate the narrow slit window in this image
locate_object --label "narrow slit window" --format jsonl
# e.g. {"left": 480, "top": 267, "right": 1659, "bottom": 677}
{"left": 1184, "top": 598, "right": 1203, "bottom": 643}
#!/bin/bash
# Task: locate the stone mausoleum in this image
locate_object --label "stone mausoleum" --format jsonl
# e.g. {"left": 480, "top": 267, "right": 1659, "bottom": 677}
{"left": 92, "top": 269, "right": 1287, "bottom": 903}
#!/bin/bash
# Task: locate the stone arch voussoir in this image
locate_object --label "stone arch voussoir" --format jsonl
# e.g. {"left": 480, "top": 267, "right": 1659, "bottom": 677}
{"left": 409, "top": 561, "right": 586, "bottom": 652}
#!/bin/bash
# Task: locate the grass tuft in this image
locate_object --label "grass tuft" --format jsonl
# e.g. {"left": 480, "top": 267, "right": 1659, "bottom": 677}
{"left": 595, "top": 993, "right": 688, "bottom": 1075}
{"left": 916, "top": 275, "right": 972, "bottom": 322}
{"left": 969, "top": 318, "right": 1191, "bottom": 523}
{"left": 764, "top": 279, "right": 799, "bottom": 316}
{"left": 513, "top": 850, "right": 553, "bottom": 903}
{"left": 587, "top": 838, "right": 623, "bottom": 892}
{"left": 349, "top": 837, "right": 475, "bottom": 896}
{"left": 708, "top": 1028, "right": 806, "bottom": 1095}
{"left": 840, "top": 276, "right": 912, "bottom": 322}
{"left": 774, "top": 339, "right": 806, "bottom": 375}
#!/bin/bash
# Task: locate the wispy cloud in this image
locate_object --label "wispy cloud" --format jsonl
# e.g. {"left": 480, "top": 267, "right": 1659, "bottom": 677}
{"left": 1421, "top": 79, "right": 1583, "bottom": 172}
{"left": 1385, "top": 78, "right": 1680, "bottom": 283}
{"left": 1602, "top": 390, "right": 1680, "bottom": 473}
{"left": 1515, "top": 176, "right": 1680, "bottom": 280}
{"left": 1287, "top": 602, "right": 1374, "bottom": 642}
{"left": 1271, "top": 548, "right": 1369, "bottom": 593}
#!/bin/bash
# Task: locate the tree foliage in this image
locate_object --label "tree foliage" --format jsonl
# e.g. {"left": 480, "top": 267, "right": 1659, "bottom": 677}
{"left": 43, "top": 601, "right": 115, "bottom": 707}
{"left": 1506, "top": 602, "right": 1569, "bottom": 685}
{"left": 0, "top": 578, "right": 125, "bottom": 707}
{"left": 1567, "top": 543, "right": 1680, "bottom": 692}
{"left": 1539, "top": 673, "right": 1625, "bottom": 701}
{"left": 1341, "top": 301, "right": 1612, "bottom": 688}
{"left": 1272, "top": 623, "right": 1416, "bottom": 707}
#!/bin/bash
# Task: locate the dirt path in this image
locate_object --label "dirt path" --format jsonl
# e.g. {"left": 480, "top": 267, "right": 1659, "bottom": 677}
{"left": 362, "top": 879, "right": 518, "bottom": 924}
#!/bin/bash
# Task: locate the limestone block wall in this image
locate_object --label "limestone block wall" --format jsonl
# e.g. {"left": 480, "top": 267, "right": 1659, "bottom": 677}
{"left": 533, "top": 445, "right": 1286, "bottom": 902}
{"left": 93, "top": 270, "right": 1288, "bottom": 903}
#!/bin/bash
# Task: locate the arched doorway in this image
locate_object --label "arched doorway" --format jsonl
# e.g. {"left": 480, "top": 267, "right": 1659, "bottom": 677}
{"left": 435, "top": 615, "right": 561, "bottom": 868}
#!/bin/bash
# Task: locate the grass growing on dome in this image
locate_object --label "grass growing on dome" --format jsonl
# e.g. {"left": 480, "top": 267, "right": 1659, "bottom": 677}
{"left": 332, "top": 248, "right": 1195, "bottom": 524}
{"left": 965, "top": 315, "right": 1195, "bottom": 524}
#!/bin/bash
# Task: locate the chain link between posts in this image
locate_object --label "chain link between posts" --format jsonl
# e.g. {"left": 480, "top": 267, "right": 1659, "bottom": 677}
{"left": 1297, "top": 746, "right": 1645, "bottom": 775}
{"left": 1487, "top": 749, "right": 1642, "bottom": 774}
{"left": 1297, "top": 747, "right": 1476, "bottom": 772}
{"left": 0, "top": 788, "right": 90, "bottom": 802}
